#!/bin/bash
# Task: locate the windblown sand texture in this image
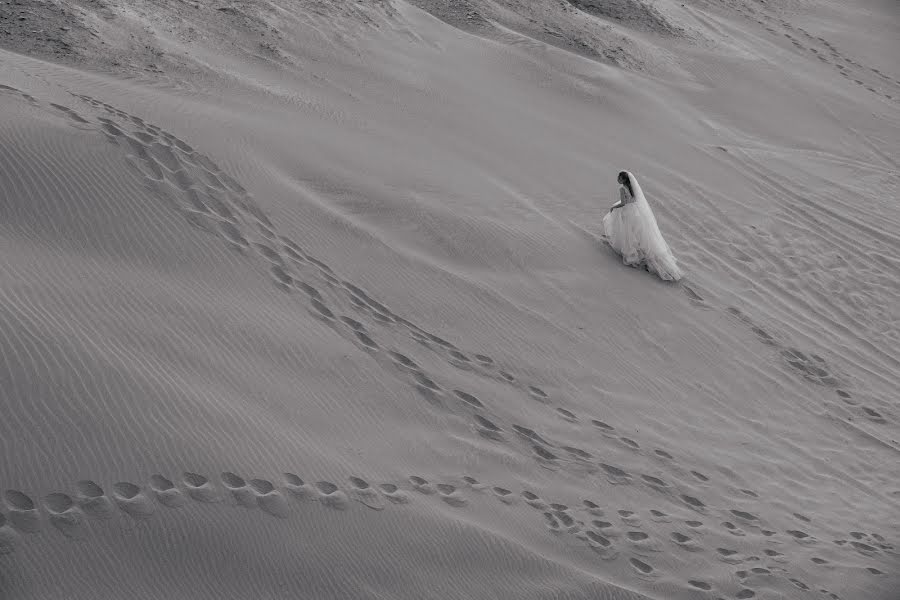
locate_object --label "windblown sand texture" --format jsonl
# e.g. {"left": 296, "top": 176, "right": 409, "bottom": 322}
{"left": 1, "top": 0, "right": 898, "bottom": 598}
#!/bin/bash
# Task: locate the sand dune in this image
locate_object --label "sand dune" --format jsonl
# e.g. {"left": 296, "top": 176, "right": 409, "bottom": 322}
{"left": 1, "top": 0, "right": 898, "bottom": 598}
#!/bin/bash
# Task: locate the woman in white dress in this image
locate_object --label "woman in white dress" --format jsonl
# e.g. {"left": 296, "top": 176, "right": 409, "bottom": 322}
{"left": 603, "top": 170, "right": 683, "bottom": 281}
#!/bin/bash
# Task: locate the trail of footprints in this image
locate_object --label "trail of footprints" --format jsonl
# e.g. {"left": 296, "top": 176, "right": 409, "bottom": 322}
{"left": 43, "top": 88, "right": 557, "bottom": 421}
{"left": 2, "top": 469, "right": 891, "bottom": 597}
{"left": 709, "top": 0, "right": 899, "bottom": 102}
{"left": 28, "top": 87, "right": 611, "bottom": 475}
{"left": 682, "top": 283, "right": 889, "bottom": 426}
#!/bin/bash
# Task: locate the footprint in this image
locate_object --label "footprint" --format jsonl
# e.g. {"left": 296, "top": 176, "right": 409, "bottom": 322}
{"left": 620, "top": 437, "right": 640, "bottom": 449}
{"left": 271, "top": 265, "right": 293, "bottom": 288}
{"left": 600, "top": 464, "right": 632, "bottom": 484}
{"left": 511, "top": 425, "right": 552, "bottom": 446}
{"left": 851, "top": 541, "right": 878, "bottom": 554}
{"left": 629, "top": 557, "right": 654, "bottom": 574}
{"left": 717, "top": 548, "right": 745, "bottom": 564}
{"left": 654, "top": 449, "right": 672, "bottom": 459}
{"left": 250, "top": 479, "right": 289, "bottom": 517}
{"left": 722, "top": 521, "right": 745, "bottom": 536}
{"left": 4, "top": 490, "right": 40, "bottom": 533}
{"left": 436, "top": 484, "right": 466, "bottom": 507}
{"left": 751, "top": 326, "right": 776, "bottom": 345}
{"left": 562, "top": 446, "right": 591, "bottom": 460}
{"left": 112, "top": 482, "right": 155, "bottom": 518}
{"left": 354, "top": 331, "right": 379, "bottom": 349}
{"left": 680, "top": 495, "right": 705, "bottom": 509}
{"left": 49, "top": 103, "right": 90, "bottom": 124}
{"left": 149, "top": 474, "right": 187, "bottom": 508}
{"left": 183, "top": 472, "right": 219, "bottom": 503}
{"left": 736, "top": 589, "right": 756, "bottom": 599}
{"left": 731, "top": 510, "right": 758, "bottom": 521}
{"left": 522, "top": 491, "right": 548, "bottom": 510}
{"left": 253, "top": 242, "right": 283, "bottom": 264}
{"left": 618, "top": 510, "right": 641, "bottom": 527}
{"left": 585, "top": 530, "right": 617, "bottom": 559}
{"left": 866, "top": 567, "right": 884, "bottom": 575}
{"left": 0, "top": 513, "right": 20, "bottom": 554}
{"left": 786, "top": 529, "right": 813, "bottom": 542}
{"left": 591, "top": 420, "right": 615, "bottom": 433}
{"left": 789, "top": 579, "right": 810, "bottom": 591}
{"left": 533, "top": 444, "right": 559, "bottom": 462}
{"left": 586, "top": 530, "right": 612, "bottom": 547}
{"left": 315, "top": 481, "right": 349, "bottom": 510}
{"left": 424, "top": 332, "right": 456, "bottom": 349}
{"left": 413, "top": 372, "right": 441, "bottom": 393}
{"left": 473, "top": 415, "right": 503, "bottom": 440}
{"left": 282, "top": 241, "right": 307, "bottom": 264}
{"left": 691, "top": 471, "right": 709, "bottom": 482}
{"left": 378, "top": 483, "right": 410, "bottom": 504}
{"left": 500, "top": 371, "right": 515, "bottom": 382}
{"left": 449, "top": 350, "right": 471, "bottom": 364}
{"left": 528, "top": 386, "right": 548, "bottom": 401}
{"left": 556, "top": 408, "right": 577, "bottom": 421}
{"left": 682, "top": 285, "right": 705, "bottom": 305}
{"left": 389, "top": 352, "right": 418, "bottom": 369}
{"left": 286, "top": 278, "right": 319, "bottom": 300}
{"left": 626, "top": 531, "right": 649, "bottom": 541}
{"left": 220, "top": 222, "right": 248, "bottom": 248}
{"left": 862, "top": 407, "right": 885, "bottom": 423}
{"left": 688, "top": 580, "right": 711, "bottom": 590}
{"left": 348, "top": 477, "right": 385, "bottom": 510}
{"left": 544, "top": 512, "right": 562, "bottom": 532}
{"left": 454, "top": 390, "right": 484, "bottom": 408}
{"left": 492, "top": 487, "right": 515, "bottom": 504}
{"left": 685, "top": 520, "right": 703, "bottom": 528}
{"left": 75, "top": 480, "right": 114, "bottom": 518}
{"left": 475, "top": 355, "right": 494, "bottom": 365}
{"left": 44, "top": 493, "right": 87, "bottom": 539}
{"left": 409, "top": 476, "right": 435, "bottom": 495}
{"left": 310, "top": 298, "right": 335, "bottom": 320}
{"left": 221, "top": 472, "right": 257, "bottom": 508}
{"left": 582, "top": 500, "right": 604, "bottom": 516}
{"left": 555, "top": 511, "right": 578, "bottom": 531}
{"left": 641, "top": 475, "right": 668, "bottom": 488}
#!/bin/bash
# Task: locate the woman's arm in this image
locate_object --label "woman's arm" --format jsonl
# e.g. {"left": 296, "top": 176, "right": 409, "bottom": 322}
{"left": 609, "top": 187, "right": 631, "bottom": 211}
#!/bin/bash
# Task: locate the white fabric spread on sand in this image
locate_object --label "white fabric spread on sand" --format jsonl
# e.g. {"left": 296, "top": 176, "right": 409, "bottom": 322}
{"left": 602, "top": 171, "right": 683, "bottom": 281}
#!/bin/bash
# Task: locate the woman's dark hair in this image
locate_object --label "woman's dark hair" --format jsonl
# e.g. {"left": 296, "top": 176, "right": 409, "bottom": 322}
{"left": 618, "top": 171, "right": 634, "bottom": 198}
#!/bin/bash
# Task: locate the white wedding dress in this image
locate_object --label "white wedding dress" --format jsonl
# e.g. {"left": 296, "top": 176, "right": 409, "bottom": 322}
{"left": 602, "top": 171, "right": 683, "bottom": 281}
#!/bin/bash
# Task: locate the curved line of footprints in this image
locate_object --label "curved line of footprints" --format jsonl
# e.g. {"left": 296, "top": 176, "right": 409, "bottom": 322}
{"left": 1, "top": 470, "right": 890, "bottom": 598}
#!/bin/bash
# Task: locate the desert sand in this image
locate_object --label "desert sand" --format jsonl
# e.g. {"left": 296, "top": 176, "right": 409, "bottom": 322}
{"left": 0, "top": 0, "right": 898, "bottom": 598}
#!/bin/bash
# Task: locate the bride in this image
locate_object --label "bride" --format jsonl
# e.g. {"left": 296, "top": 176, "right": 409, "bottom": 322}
{"left": 603, "top": 170, "right": 683, "bottom": 281}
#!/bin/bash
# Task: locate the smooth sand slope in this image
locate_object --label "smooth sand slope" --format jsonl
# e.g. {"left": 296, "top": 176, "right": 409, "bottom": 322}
{"left": 0, "top": 0, "right": 898, "bottom": 598}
